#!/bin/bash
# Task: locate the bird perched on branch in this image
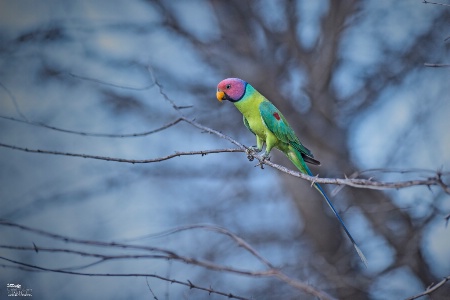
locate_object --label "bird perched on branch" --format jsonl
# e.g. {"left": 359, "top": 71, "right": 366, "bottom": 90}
{"left": 216, "top": 77, "right": 367, "bottom": 266}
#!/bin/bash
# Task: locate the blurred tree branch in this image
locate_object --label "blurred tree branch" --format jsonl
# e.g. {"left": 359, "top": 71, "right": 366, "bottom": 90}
{"left": 424, "top": 63, "right": 450, "bottom": 67}
{"left": 0, "top": 115, "right": 448, "bottom": 193}
{"left": 0, "top": 220, "right": 336, "bottom": 300}
{"left": 406, "top": 275, "right": 450, "bottom": 300}
{"left": 1, "top": 256, "right": 252, "bottom": 300}
{"left": 423, "top": 0, "right": 450, "bottom": 8}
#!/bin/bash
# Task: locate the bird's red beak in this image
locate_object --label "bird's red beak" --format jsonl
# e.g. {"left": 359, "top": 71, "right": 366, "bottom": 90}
{"left": 216, "top": 89, "right": 225, "bottom": 102}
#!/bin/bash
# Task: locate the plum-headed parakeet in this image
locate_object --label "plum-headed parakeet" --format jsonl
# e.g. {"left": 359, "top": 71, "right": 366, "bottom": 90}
{"left": 216, "top": 77, "right": 367, "bottom": 266}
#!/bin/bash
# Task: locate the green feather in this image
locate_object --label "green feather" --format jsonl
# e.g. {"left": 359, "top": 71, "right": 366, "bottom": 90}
{"left": 243, "top": 116, "right": 255, "bottom": 136}
{"left": 259, "top": 101, "right": 320, "bottom": 165}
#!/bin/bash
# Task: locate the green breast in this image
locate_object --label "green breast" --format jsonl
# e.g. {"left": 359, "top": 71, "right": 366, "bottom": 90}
{"left": 234, "top": 85, "right": 267, "bottom": 138}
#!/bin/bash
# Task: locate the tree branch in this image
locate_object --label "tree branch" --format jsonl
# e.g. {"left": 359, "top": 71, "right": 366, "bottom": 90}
{"left": 424, "top": 63, "right": 450, "bottom": 67}
{"left": 68, "top": 72, "right": 156, "bottom": 91}
{"left": 0, "top": 116, "right": 448, "bottom": 193}
{"left": 0, "top": 115, "right": 184, "bottom": 138}
{"left": 405, "top": 275, "right": 450, "bottom": 300}
{"left": 3, "top": 73, "right": 447, "bottom": 194}
{"left": 3, "top": 66, "right": 448, "bottom": 194}
{"left": 0, "top": 141, "right": 243, "bottom": 163}
{"left": 0, "top": 256, "right": 251, "bottom": 300}
{"left": 123, "top": 224, "right": 276, "bottom": 269}
{"left": 422, "top": 0, "right": 450, "bottom": 8}
{"left": 0, "top": 220, "right": 336, "bottom": 300}
{"left": 0, "top": 81, "right": 29, "bottom": 121}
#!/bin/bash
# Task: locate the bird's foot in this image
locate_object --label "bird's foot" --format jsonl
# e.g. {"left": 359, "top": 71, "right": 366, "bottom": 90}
{"left": 245, "top": 148, "right": 254, "bottom": 161}
{"left": 250, "top": 146, "right": 262, "bottom": 153}
{"left": 245, "top": 146, "right": 262, "bottom": 162}
{"left": 255, "top": 153, "right": 270, "bottom": 169}
{"left": 262, "top": 153, "right": 271, "bottom": 161}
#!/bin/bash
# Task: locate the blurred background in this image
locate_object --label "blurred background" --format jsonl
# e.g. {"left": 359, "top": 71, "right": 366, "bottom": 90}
{"left": 0, "top": 0, "right": 449, "bottom": 299}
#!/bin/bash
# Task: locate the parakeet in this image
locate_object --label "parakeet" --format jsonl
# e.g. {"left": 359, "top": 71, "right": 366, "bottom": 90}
{"left": 216, "top": 77, "right": 367, "bottom": 266}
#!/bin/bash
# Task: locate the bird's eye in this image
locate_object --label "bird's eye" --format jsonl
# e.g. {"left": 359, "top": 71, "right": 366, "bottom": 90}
{"left": 226, "top": 84, "right": 231, "bottom": 89}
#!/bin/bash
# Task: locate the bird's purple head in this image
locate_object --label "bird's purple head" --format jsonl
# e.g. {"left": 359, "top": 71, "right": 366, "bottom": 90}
{"left": 216, "top": 78, "right": 247, "bottom": 102}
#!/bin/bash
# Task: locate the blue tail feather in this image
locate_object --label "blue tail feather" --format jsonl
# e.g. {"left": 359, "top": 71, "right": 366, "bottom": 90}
{"left": 306, "top": 167, "right": 367, "bottom": 266}
{"left": 289, "top": 148, "right": 367, "bottom": 266}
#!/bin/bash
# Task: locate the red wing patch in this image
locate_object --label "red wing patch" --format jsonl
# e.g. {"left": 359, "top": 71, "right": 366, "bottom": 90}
{"left": 273, "top": 112, "right": 281, "bottom": 121}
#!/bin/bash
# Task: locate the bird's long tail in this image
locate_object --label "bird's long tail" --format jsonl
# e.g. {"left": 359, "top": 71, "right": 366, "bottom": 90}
{"left": 286, "top": 148, "right": 367, "bottom": 267}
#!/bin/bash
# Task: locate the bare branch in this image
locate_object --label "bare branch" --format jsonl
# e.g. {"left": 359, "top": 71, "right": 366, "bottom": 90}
{"left": 0, "top": 256, "right": 251, "bottom": 300}
{"left": 0, "top": 117, "right": 448, "bottom": 193}
{"left": 145, "top": 65, "right": 192, "bottom": 110}
{"left": 0, "top": 220, "right": 272, "bottom": 277}
{"left": 3, "top": 66, "right": 447, "bottom": 194}
{"left": 424, "top": 63, "right": 450, "bottom": 67}
{"left": 145, "top": 277, "right": 159, "bottom": 300}
{"left": 68, "top": 72, "right": 156, "bottom": 90}
{"left": 0, "top": 220, "right": 336, "bottom": 300}
{"left": 422, "top": 0, "right": 450, "bottom": 7}
{"left": 0, "top": 114, "right": 184, "bottom": 138}
{"left": 405, "top": 275, "right": 450, "bottom": 300}
{"left": 0, "top": 142, "right": 243, "bottom": 163}
{"left": 0, "top": 81, "right": 28, "bottom": 121}
{"left": 181, "top": 117, "right": 245, "bottom": 148}
{"left": 124, "top": 224, "right": 276, "bottom": 269}
{"left": 259, "top": 157, "right": 447, "bottom": 193}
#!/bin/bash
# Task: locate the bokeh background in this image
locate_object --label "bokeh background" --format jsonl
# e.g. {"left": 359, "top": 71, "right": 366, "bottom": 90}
{"left": 1, "top": 1, "right": 449, "bottom": 299}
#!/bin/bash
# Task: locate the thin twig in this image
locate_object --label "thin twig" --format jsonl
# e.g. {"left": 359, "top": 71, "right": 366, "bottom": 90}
{"left": 181, "top": 117, "right": 245, "bottom": 148}
{"left": 0, "top": 81, "right": 28, "bottom": 121}
{"left": 146, "top": 65, "right": 192, "bottom": 110}
{"left": 405, "top": 275, "right": 450, "bottom": 300}
{"left": 0, "top": 142, "right": 243, "bottom": 163}
{"left": 146, "top": 277, "right": 159, "bottom": 300}
{"left": 2, "top": 111, "right": 449, "bottom": 194}
{"left": 0, "top": 138, "right": 447, "bottom": 193}
{"left": 424, "top": 63, "right": 450, "bottom": 67}
{"left": 123, "top": 224, "right": 275, "bottom": 269}
{"left": 0, "top": 220, "right": 336, "bottom": 300}
{"left": 2, "top": 67, "right": 448, "bottom": 193}
{"left": 0, "top": 114, "right": 184, "bottom": 138}
{"left": 0, "top": 257, "right": 251, "bottom": 300}
{"left": 260, "top": 157, "right": 445, "bottom": 192}
{"left": 180, "top": 118, "right": 450, "bottom": 193}
{"left": 69, "top": 72, "right": 156, "bottom": 90}
{"left": 422, "top": 0, "right": 450, "bottom": 7}
{"left": 0, "top": 221, "right": 271, "bottom": 277}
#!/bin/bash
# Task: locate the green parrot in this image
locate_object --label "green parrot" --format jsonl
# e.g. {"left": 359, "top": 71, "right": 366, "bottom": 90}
{"left": 216, "top": 77, "right": 367, "bottom": 266}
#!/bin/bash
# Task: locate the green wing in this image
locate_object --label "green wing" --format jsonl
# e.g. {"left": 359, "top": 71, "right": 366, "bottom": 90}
{"left": 243, "top": 115, "right": 256, "bottom": 136}
{"left": 259, "top": 101, "right": 320, "bottom": 165}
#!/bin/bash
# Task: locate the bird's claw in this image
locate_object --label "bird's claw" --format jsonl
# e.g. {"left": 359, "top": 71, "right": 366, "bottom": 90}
{"left": 245, "top": 146, "right": 262, "bottom": 162}
{"left": 255, "top": 153, "right": 270, "bottom": 169}
{"left": 250, "top": 146, "right": 262, "bottom": 153}
{"left": 255, "top": 161, "right": 264, "bottom": 169}
{"left": 245, "top": 148, "right": 255, "bottom": 161}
